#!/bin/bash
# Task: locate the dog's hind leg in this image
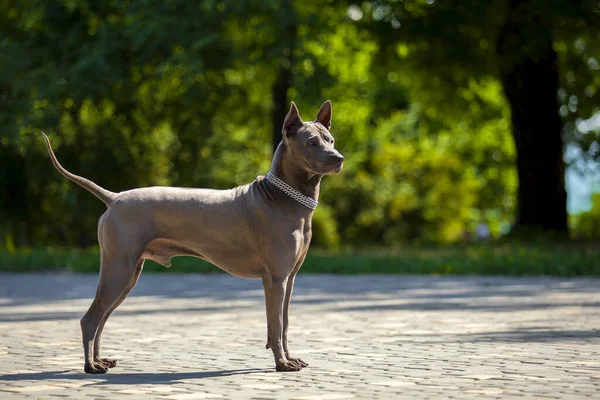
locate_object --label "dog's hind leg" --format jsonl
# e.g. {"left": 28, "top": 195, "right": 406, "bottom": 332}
{"left": 92, "top": 259, "right": 144, "bottom": 369}
{"left": 81, "top": 252, "right": 142, "bottom": 374}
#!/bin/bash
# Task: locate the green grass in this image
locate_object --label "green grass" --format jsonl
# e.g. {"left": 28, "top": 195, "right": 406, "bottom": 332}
{"left": 0, "top": 242, "right": 598, "bottom": 276}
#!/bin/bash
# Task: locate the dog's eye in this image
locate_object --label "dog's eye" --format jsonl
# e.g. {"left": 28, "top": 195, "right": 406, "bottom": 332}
{"left": 308, "top": 139, "right": 317, "bottom": 146}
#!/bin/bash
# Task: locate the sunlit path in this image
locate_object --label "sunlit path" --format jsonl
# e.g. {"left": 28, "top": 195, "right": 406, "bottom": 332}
{"left": 1, "top": 274, "right": 599, "bottom": 399}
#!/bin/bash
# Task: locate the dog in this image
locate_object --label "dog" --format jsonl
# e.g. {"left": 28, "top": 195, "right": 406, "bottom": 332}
{"left": 42, "top": 100, "right": 343, "bottom": 373}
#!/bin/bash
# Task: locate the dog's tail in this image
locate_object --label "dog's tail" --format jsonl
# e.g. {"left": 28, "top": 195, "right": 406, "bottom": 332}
{"left": 41, "top": 132, "right": 116, "bottom": 206}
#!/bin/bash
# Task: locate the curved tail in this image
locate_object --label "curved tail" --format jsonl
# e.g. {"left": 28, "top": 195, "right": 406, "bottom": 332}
{"left": 41, "top": 132, "right": 116, "bottom": 206}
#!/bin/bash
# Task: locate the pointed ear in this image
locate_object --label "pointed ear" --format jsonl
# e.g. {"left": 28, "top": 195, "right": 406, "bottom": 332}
{"left": 315, "top": 100, "right": 332, "bottom": 130}
{"left": 282, "top": 101, "right": 303, "bottom": 137}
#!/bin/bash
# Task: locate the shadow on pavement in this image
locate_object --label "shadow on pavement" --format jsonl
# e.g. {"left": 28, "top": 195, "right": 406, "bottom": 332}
{"left": 332, "top": 301, "right": 600, "bottom": 313}
{"left": 0, "top": 368, "right": 271, "bottom": 384}
{"left": 1, "top": 273, "right": 599, "bottom": 322}
{"left": 460, "top": 328, "right": 600, "bottom": 342}
{"left": 0, "top": 304, "right": 242, "bottom": 323}
{"left": 2, "top": 273, "right": 599, "bottom": 304}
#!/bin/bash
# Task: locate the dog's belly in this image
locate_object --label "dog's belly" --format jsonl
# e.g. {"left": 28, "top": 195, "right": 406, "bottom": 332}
{"left": 142, "top": 238, "right": 264, "bottom": 279}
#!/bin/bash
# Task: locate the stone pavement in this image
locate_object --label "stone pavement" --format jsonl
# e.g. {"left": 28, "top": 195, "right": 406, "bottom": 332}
{"left": 0, "top": 273, "right": 599, "bottom": 399}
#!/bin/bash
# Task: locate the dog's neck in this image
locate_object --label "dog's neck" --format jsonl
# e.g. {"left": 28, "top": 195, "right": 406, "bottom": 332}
{"left": 270, "top": 141, "right": 321, "bottom": 201}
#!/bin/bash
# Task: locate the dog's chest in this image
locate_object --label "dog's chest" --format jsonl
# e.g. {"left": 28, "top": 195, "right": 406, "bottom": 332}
{"left": 292, "top": 217, "right": 312, "bottom": 257}
{"left": 302, "top": 218, "right": 312, "bottom": 246}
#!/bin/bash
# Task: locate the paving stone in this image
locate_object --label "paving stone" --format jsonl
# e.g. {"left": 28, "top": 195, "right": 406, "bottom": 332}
{"left": 0, "top": 274, "right": 599, "bottom": 399}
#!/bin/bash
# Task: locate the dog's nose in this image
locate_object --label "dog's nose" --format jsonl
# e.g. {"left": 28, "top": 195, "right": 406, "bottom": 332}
{"left": 331, "top": 153, "right": 344, "bottom": 163}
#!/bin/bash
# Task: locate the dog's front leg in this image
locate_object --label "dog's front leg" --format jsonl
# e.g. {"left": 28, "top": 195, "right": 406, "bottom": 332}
{"left": 282, "top": 273, "right": 308, "bottom": 368}
{"left": 262, "top": 276, "right": 301, "bottom": 372}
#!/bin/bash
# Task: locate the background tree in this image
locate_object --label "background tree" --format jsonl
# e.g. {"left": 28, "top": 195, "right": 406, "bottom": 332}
{"left": 354, "top": 0, "right": 600, "bottom": 236}
{"left": 1, "top": 0, "right": 598, "bottom": 250}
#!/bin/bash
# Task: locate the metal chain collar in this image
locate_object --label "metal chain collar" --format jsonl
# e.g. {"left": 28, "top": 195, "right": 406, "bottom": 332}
{"left": 265, "top": 172, "right": 318, "bottom": 210}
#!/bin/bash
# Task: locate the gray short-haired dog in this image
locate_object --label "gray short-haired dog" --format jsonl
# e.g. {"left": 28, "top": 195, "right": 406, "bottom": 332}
{"left": 43, "top": 100, "right": 343, "bottom": 373}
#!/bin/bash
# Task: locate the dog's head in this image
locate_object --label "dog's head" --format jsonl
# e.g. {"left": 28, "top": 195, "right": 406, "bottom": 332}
{"left": 282, "top": 100, "right": 344, "bottom": 175}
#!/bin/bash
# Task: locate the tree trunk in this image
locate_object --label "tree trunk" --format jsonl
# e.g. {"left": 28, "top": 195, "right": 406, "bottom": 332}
{"left": 497, "top": 0, "right": 568, "bottom": 235}
{"left": 271, "top": 2, "right": 297, "bottom": 153}
{"left": 271, "top": 64, "right": 292, "bottom": 153}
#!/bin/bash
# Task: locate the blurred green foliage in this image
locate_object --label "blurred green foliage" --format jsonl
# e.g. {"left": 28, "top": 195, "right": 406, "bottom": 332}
{"left": 358, "top": 0, "right": 600, "bottom": 166}
{"left": 570, "top": 193, "right": 600, "bottom": 238}
{"left": 0, "top": 0, "right": 598, "bottom": 251}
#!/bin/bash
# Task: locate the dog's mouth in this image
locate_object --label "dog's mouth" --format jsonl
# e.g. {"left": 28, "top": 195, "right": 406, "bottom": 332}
{"left": 331, "top": 162, "right": 343, "bottom": 174}
{"left": 312, "top": 160, "right": 343, "bottom": 175}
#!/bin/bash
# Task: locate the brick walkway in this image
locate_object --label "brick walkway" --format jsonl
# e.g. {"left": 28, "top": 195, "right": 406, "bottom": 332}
{"left": 0, "top": 273, "right": 599, "bottom": 399}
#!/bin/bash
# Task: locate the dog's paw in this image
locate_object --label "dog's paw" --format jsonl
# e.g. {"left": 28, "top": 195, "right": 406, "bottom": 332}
{"left": 275, "top": 360, "right": 302, "bottom": 372}
{"left": 287, "top": 357, "right": 308, "bottom": 368}
{"left": 84, "top": 362, "right": 108, "bottom": 374}
{"left": 98, "top": 358, "right": 117, "bottom": 368}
